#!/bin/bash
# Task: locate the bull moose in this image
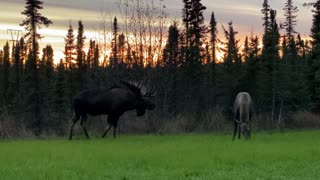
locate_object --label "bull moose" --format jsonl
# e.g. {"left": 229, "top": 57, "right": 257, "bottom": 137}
{"left": 68, "top": 80, "right": 155, "bottom": 140}
{"left": 232, "top": 92, "right": 254, "bottom": 140}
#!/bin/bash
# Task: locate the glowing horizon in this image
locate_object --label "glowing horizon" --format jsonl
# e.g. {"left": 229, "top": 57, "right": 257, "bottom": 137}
{"left": 0, "top": 0, "right": 313, "bottom": 64}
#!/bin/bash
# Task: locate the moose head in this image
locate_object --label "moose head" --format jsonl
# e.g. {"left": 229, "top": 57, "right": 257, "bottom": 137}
{"left": 235, "top": 119, "right": 251, "bottom": 140}
{"left": 119, "top": 80, "right": 155, "bottom": 116}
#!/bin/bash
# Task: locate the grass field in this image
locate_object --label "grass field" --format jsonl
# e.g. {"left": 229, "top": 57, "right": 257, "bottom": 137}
{"left": 0, "top": 131, "right": 319, "bottom": 180}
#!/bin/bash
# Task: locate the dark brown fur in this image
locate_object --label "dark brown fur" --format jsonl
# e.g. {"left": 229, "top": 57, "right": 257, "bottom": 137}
{"left": 69, "top": 82, "right": 155, "bottom": 140}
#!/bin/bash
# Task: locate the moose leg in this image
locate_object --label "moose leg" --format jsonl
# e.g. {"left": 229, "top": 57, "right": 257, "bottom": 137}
{"left": 80, "top": 114, "right": 90, "bottom": 139}
{"left": 69, "top": 113, "right": 80, "bottom": 140}
{"left": 232, "top": 121, "right": 238, "bottom": 141}
{"left": 248, "top": 123, "right": 251, "bottom": 139}
{"left": 102, "top": 124, "right": 112, "bottom": 138}
{"left": 102, "top": 115, "right": 114, "bottom": 138}
{"left": 112, "top": 119, "right": 119, "bottom": 138}
{"left": 113, "top": 125, "right": 117, "bottom": 138}
{"left": 118, "top": 123, "right": 121, "bottom": 137}
{"left": 238, "top": 125, "right": 241, "bottom": 139}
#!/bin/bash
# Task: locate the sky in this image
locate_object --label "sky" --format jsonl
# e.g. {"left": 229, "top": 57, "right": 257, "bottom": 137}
{"left": 0, "top": 0, "right": 314, "bottom": 62}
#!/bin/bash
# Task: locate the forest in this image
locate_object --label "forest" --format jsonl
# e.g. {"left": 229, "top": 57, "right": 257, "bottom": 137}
{"left": 0, "top": 0, "right": 320, "bottom": 137}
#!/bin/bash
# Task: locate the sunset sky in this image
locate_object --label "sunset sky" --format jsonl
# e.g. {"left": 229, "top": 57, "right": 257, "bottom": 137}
{"left": 0, "top": 0, "right": 314, "bottom": 62}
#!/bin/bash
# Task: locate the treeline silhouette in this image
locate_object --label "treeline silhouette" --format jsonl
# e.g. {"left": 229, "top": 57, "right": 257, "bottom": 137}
{"left": 0, "top": 0, "right": 320, "bottom": 137}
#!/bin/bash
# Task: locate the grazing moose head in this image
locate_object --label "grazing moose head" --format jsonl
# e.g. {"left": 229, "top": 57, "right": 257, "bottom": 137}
{"left": 68, "top": 80, "right": 155, "bottom": 140}
{"left": 232, "top": 92, "right": 254, "bottom": 140}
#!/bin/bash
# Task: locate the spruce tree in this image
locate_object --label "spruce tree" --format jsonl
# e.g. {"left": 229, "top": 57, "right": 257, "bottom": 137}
{"left": 75, "top": 20, "right": 86, "bottom": 90}
{"left": 219, "top": 22, "right": 242, "bottom": 106}
{"left": 282, "top": 0, "right": 299, "bottom": 59}
{"left": 163, "top": 23, "right": 179, "bottom": 69}
{"left": 9, "top": 39, "right": 25, "bottom": 114}
{"left": 276, "top": 1, "right": 308, "bottom": 112}
{"left": 209, "top": 11, "right": 218, "bottom": 64}
{"left": 40, "top": 45, "right": 55, "bottom": 121}
{"left": 243, "top": 35, "right": 260, "bottom": 99}
{"left": 64, "top": 23, "right": 76, "bottom": 103}
{"left": 64, "top": 23, "right": 76, "bottom": 70}
{"left": 182, "top": 0, "right": 192, "bottom": 49}
{"left": 243, "top": 36, "right": 250, "bottom": 61}
{"left": 181, "top": 0, "right": 206, "bottom": 114}
{"left": 14, "top": 38, "right": 27, "bottom": 115}
{"left": 208, "top": 11, "right": 218, "bottom": 108}
{"left": 20, "top": 0, "right": 52, "bottom": 135}
{"left": 162, "top": 22, "right": 180, "bottom": 116}
{"left": 111, "top": 17, "right": 119, "bottom": 68}
{"left": 12, "top": 41, "right": 23, "bottom": 94}
{"left": 53, "top": 59, "right": 68, "bottom": 135}
{"left": 297, "top": 34, "right": 306, "bottom": 58}
{"left": 0, "top": 50, "right": 3, "bottom": 106}
{"left": 308, "top": 0, "right": 320, "bottom": 111}
{"left": 258, "top": 8, "right": 280, "bottom": 112}
{"left": 250, "top": 35, "right": 260, "bottom": 58}
{"left": 118, "top": 33, "right": 125, "bottom": 65}
{"left": 283, "top": 0, "right": 298, "bottom": 40}
{"left": 93, "top": 44, "right": 100, "bottom": 70}
{"left": 20, "top": 0, "right": 52, "bottom": 52}
{"left": 2, "top": 42, "right": 10, "bottom": 105}
{"left": 87, "top": 39, "right": 96, "bottom": 69}
{"left": 86, "top": 39, "right": 99, "bottom": 88}
{"left": 261, "top": 0, "right": 271, "bottom": 35}
{"left": 0, "top": 50, "right": 3, "bottom": 107}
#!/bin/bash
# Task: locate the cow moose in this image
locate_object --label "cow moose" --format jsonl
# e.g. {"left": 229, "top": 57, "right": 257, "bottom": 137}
{"left": 68, "top": 80, "right": 155, "bottom": 140}
{"left": 232, "top": 92, "right": 254, "bottom": 140}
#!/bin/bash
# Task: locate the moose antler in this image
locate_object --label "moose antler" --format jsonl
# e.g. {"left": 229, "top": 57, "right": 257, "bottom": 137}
{"left": 120, "top": 79, "right": 155, "bottom": 97}
{"left": 119, "top": 80, "right": 142, "bottom": 96}
{"left": 143, "top": 82, "right": 156, "bottom": 97}
{"left": 136, "top": 80, "right": 144, "bottom": 91}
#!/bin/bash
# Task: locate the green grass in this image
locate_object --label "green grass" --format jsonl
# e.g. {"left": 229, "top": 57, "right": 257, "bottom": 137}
{"left": 0, "top": 131, "right": 320, "bottom": 180}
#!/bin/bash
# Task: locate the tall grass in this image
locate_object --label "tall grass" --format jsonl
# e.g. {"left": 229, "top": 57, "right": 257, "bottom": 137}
{"left": 0, "top": 131, "right": 319, "bottom": 179}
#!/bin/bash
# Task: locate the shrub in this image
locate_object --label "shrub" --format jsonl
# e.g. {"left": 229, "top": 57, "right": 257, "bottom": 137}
{"left": 290, "top": 111, "right": 320, "bottom": 129}
{"left": 0, "top": 111, "right": 32, "bottom": 138}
